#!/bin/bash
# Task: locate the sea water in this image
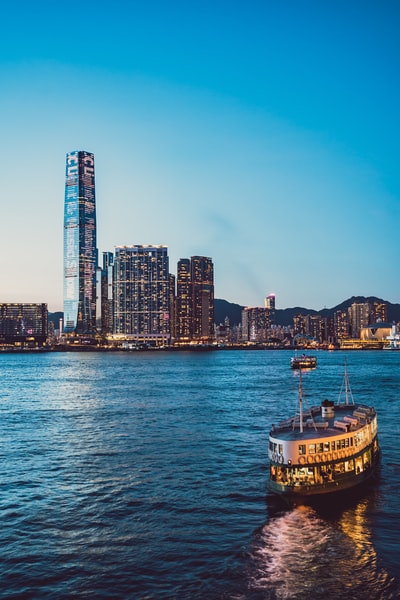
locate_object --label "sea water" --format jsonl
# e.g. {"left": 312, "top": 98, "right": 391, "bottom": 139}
{"left": 1, "top": 349, "right": 399, "bottom": 599}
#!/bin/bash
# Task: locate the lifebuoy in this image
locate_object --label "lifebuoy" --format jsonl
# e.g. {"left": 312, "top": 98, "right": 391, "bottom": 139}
{"left": 271, "top": 452, "right": 277, "bottom": 462}
{"left": 298, "top": 455, "right": 306, "bottom": 465}
{"left": 315, "top": 454, "right": 321, "bottom": 463}
{"left": 278, "top": 454, "right": 284, "bottom": 464}
{"left": 327, "top": 453, "right": 332, "bottom": 462}
{"left": 332, "top": 452, "right": 338, "bottom": 461}
{"left": 307, "top": 455, "right": 314, "bottom": 464}
{"left": 321, "top": 453, "right": 327, "bottom": 462}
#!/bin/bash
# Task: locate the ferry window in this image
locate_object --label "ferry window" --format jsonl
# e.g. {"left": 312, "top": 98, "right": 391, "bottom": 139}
{"left": 331, "top": 441, "right": 336, "bottom": 451}
{"left": 350, "top": 437, "right": 353, "bottom": 446}
{"left": 309, "top": 444, "right": 316, "bottom": 454}
{"left": 345, "top": 438, "right": 349, "bottom": 448}
{"left": 298, "top": 444, "right": 306, "bottom": 455}
{"left": 278, "top": 444, "right": 283, "bottom": 454}
{"left": 317, "top": 443, "right": 323, "bottom": 453}
{"left": 269, "top": 441, "right": 273, "bottom": 451}
{"left": 340, "top": 439, "right": 346, "bottom": 449}
{"left": 273, "top": 443, "right": 277, "bottom": 452}
{"left": 324, "top": 442, "right": 330, "bottom": 452}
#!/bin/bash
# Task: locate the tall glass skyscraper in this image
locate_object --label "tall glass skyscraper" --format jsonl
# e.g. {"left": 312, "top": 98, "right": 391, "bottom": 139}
{"left": 63, "top": 151, "right": 97, "bottom": 334}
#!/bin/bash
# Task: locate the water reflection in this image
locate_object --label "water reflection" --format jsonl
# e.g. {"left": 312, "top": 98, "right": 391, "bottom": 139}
{"left": 249, "top": 496, "right": 395, "bottom": 599}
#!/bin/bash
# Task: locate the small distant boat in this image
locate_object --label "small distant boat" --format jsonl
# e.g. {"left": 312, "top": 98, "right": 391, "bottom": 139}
{"left": 267, "top": 364, "right": 380, "bottom": 504}
{"left": 290, "top": 353, "right": 317, "bottom": 369}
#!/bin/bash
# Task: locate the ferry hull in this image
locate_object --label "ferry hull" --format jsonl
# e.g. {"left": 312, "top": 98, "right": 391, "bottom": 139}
{"left": 268, "top": 447, "right": 380, "bottom": 505}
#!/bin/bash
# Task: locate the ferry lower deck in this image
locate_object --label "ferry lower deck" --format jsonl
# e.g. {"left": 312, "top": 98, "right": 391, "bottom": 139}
{"left": 268, "top": 439, "right": 380, "bottom": 497}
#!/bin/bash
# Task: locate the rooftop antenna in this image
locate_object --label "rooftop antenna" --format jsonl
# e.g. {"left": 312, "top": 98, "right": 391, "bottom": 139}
{"left": 293, "top": 368, "right": 317, "bottom": 432}
{"left": 338, "top": 360, "right": 354, "bottom": 405}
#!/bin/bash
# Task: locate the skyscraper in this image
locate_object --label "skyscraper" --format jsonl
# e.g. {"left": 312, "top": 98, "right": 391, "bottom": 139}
{"left": 63, "top": 151, "right": 97, "bottom": 334}
{"left": 113, "top": 245, "right": 170, "bottom": 345}
{"left": 175, "top": 256, "right": 215, "bottom": 343}
{"left": 176, "top": 258, "right": 191, "bottom": 341}
{"left": 190, "top": 256, "right": 214, "bottom": 342}
{"left": 264, "top": 293, "right": 276, "bottom": 313}
{"left": 100, "top": 251, "right": 114, "bottom": 334}
{"left": 348, "top": 302, "right": 371, "bottom": 338}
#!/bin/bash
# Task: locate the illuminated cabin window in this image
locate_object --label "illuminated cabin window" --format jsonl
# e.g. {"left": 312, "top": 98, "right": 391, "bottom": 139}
{"left": 298, "top": 444, "right": 306, "bottom": 455}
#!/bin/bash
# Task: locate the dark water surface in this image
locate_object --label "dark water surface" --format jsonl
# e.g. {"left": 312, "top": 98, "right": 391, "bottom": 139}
{"left": 1, "top": 350, "right": 399, "bottom": 599}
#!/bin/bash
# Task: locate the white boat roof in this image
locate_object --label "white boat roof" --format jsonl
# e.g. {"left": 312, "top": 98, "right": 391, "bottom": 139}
{"left": 270, "top": 402, "right": 376, "bottom": 442}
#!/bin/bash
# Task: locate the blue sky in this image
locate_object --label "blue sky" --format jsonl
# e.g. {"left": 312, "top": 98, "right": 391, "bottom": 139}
{"left": 0, "top": 0, "right": 399, "bottom": 311}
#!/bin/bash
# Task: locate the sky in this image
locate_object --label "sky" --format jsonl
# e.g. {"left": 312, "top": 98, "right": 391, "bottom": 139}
{"left": 0, "top": 0, "right": 399, "bottom": 312}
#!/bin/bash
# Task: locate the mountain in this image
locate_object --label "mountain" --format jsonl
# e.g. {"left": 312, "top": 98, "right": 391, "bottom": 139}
{"left": 215, "top": 296, "right": 400, "bottom": 327}
{"left": 214, "top": 299, "right": 244, "bottom": 326}
{"left": 48, "top": 312, "right": 63, "bottom": 327}
{"left": 49, "top": 297, "right": 400, "bottom": 329}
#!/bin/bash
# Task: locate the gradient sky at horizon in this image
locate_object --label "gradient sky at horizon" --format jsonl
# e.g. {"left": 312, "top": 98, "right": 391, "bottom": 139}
{"left": 1, "top": 0, "right": 399, "bottom": 312}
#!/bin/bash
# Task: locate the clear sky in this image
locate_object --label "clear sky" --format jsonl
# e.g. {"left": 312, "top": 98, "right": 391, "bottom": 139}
{"left": 0, "top": 0, "right": 399, "bottom": 312}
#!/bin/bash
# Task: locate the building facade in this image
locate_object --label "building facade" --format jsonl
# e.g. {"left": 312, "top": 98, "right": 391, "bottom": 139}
{"left": 241, "top": 306, "right": 273, "bottom": 342}
{"left": 100, "top": 251, "right": 114, "bottom": 334}
{"left": 113, "top": 245, "right": 170, "bottom": 345}
{"left": 190, "top": 256, "right": 214, "bottom": 342}
{"left": 371, "top": 301, "right": 388, "bottom": 323}
{"left": 63, "top": 150, "right": 97, "bottom": 334}
{"left": 176, "top": 258, "right": 191, "bottom": 341}
{"left": 348, "top": 302, "right": 371, "bottom": 338}
{"left": 0, "top": 303, "right": 48, "bottom": 347}
{"left": 265, "top": 293, "right": 276, "bottom": 313}
{"left": 175, "top": 256, "right": 215, "bottom": 343}
{"left": 334, "top": 310, "right": 350, "bottom": 340}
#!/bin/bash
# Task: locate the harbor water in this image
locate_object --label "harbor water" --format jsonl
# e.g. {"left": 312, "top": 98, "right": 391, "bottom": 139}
{"left": 1, "top": 349, "right": 399, "bottom": 599}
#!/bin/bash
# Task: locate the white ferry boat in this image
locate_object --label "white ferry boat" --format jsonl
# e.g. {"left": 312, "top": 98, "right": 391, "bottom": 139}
{"left": 290, "top": 353, "right": 317, "bottom": 369}
{"left": 268, "top": 365, "right": 380, "bottom": 503}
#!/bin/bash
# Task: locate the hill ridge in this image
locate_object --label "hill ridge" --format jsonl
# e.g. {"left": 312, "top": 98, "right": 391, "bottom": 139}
{"left": 214, "top": 296, "right": 400, "bottom": 327}
{"left": 48, "top": 296, "right": 400, "bottom": 328}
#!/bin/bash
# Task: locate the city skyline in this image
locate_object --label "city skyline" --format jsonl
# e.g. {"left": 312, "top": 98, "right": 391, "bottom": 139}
{"left": 1, "top": 2, "right": 399, "bottom": 312}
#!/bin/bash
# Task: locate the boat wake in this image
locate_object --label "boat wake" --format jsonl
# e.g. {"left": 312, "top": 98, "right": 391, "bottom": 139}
{"left": 248, "top": 504, "right": 394, "bottom": 599}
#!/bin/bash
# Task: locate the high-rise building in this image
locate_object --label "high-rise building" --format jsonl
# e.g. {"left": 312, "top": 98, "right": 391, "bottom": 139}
{"left": 334, "top": 309, "right": 350, "bottom": 340}
{"left": 113, "top": 245, "right": 170, "bottom": 345}
{"left": 264, "top": 293, "right": 276, "bottom": 313}
{"left": 348, "top": 302, "right": 371, "bottom": 338}
{"left": 176, "top": 258, "right": 191, "bottom": 341}
{"left": 240, "top": 292, "right": 276, "bottom": 344}
{"left": 100, "top": 252, "right": 114, "bottom": 334}
{"left": 168, "top": 273, "right": 176, "bottom": 341}
{"left": 371, "top": 301, "right": 388, "bottom": 323}
{"left": 63, "top": 151, "right": 97, "bottom": 334}
{"left": 190, "top": 256, "right": 214, "bottom": 342}
{"left": 0, "top": 303, "right": 48, "bottom": 347}
{"left": 241, "top": 306, "right": 272, "bottom": 342}
{"left": 175, "top": 256, "right": 215, "bottom": 343}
